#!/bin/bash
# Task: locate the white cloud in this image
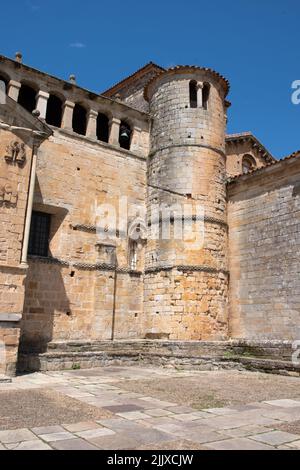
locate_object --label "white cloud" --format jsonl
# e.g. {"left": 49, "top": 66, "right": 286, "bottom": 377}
{"left": 70, "top": 42, "right": 86, "bottom": 49}
{"left": 27, "top": 2, "right": 40, "bottom": 11}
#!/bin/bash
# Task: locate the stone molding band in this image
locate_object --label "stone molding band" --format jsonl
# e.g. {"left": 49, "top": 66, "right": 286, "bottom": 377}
{"left": 72, "top": 216, "right": 228, "bottom": 234}
{"left": 149, "top": 143, "right": 226, "bottom": 159}
{"left": 28, "top": 256, "right": 228, "bottom": 277}
{"left": 145, "top": 265, "right": 229, "bottom": 276}
{"left": 28, "top": 255, "right": 142, "bottom": 276}
{"left": 149, "top": 215, "right": 228, "bottom": 229}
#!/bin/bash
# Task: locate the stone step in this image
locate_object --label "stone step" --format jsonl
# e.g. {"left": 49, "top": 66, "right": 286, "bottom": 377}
{"left": 19, "top": 341, "right": 300, "bottom": 376}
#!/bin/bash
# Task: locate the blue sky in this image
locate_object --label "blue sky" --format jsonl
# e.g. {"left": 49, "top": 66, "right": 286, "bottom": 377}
{"left": 0, "top": 0, "right": 299, "bottom": 157}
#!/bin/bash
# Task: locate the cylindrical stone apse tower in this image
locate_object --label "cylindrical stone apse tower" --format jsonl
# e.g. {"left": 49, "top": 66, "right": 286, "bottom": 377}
{"left": 143, "top": 66, "right": 230, "bottom": 340}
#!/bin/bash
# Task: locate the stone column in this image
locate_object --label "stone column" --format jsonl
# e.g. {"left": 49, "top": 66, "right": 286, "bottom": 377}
{"left": 36, "top": 90, "right": 50, "bottom": 120}
{"left": 197, "top": 83, "right": 203, "bottom": 108}
{"left": 109, "top": 117, "right": 121, "bottom": 146}
{"left": 21, "top": 146, "right": 38, "bottom": 266}
{"left": 130, "top": 126, "right": 141, "bottom": 153}
{"left": 8, "top": 80, "right": 21, "bottom": 101}
{"left": 61, "top": 100, "right": 75, "bottom": 131}
{"left": 86, "top": 110, "right": 98, "bottom": 139}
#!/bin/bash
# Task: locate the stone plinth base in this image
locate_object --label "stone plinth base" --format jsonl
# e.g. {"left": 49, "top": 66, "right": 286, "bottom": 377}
{"left": 18, "top": 339, "right": 300, "bottom": 377}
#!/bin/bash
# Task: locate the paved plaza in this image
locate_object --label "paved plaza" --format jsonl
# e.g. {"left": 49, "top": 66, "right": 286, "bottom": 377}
{"left": 1, "top": 366, "right": 300, "bottom": 450}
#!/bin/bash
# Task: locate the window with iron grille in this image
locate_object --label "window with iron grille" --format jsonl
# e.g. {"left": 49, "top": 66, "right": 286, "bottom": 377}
{"left": 28, "top": 211, "right": 51, "bottom": 257}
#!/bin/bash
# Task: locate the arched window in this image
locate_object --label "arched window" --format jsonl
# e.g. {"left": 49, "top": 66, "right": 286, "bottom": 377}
{"left": 242, "top": 154, "right": 257, "bottom": 174}
{"left": 189, "top": 80, "right": 198, "bottom": 108}
{"left": 18, "top": 83, "right": 37, "bottom": 113}
{"left": 202, "top": 82, "right": 210, "bottom": 110}
{"left": 72, "top": 103, "right": 87, "bottom": 136}
{"left": 45, "top": 93, "right": 63, "bottom": 127}
{"left": 0, "top": 73, "right": 9, "bottom": 93}
{"left": 119, "top": 121, "right": 132, "bottom": 150}
{"left": 97, "top": 113, "right": 110, "bottom": 143}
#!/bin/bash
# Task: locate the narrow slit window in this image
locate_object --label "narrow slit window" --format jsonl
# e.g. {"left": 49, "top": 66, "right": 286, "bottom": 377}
{"left": 189, "top": 80, "right": 198, "bottom": 108}
{"left": 18, "top": 83, "right": 37, "bottom": 113}
{"left": 97, "top": 113, "right": 110, "bottom": 143}
{"left": 119, "top": 121, "right": 132, "bottom": 150}
{"left": 46, "top": 94, "right": 63, "bottom": 127}
{"left": 72, "top": 103, "right": 87, "bottom": 135}
{"left": 202, "top": 83, "right": 210, "bottom": 110}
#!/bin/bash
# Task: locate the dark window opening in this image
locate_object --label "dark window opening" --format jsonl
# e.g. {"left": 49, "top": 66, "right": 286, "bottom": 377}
{"left": 203, "top": 82, "right": 210, "bottom": 110}
{"left": 119, "top": 121, "right": 132, "bottom": 150}
{"left": 28, "top": 211, "right": 51, "bottom": 257}
{"left": 242, "top": 154, "right": 257, "bottom": 174}
{"left": 18, "top": 83, "right": 37, "bottom": 113}
{"left": 189, "top": 80, "right": 198, "bottom": 108}
{"left": 46, "top": 94, "right": 63, "bottom": 127}
{"left": 72, "top": 103, "right": 87, "bottom": 135}
{"left": 97, "top": 113, "right": 109, "bottom": 143}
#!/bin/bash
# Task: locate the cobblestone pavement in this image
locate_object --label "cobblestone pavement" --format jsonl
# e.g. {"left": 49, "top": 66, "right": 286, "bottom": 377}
{"left": 1, "top": 366, "right": 300, "bottom": 450}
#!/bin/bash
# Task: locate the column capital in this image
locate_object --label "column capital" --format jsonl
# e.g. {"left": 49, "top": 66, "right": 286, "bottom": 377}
{"left": 63, "top": 100, "right": 75, "bottom": 109}
{"left": 8, "top": 80, "right": 21, "bottom": 89}
{"left": 36, "top": 90, "right": 50, "bottom": 99}
{"left": 110, "top": 117, "right": 121, "bottom": 125}
{"left": 88, "top": 109, "right": 98, "bottom": 119}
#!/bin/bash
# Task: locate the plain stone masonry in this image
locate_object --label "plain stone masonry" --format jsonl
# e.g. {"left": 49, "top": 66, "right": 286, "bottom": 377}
{"left": 228, "top": 157, "right": 300, "bottom": 340}
{"left": 144, "top": 68, "right": 229, "bottom": 340}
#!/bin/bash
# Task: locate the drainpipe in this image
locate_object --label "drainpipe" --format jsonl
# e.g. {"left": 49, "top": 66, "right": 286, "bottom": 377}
{"left": 111, "top": 264, "right": 118, "bottom": 341}
{"left": 21, "top": 143, "right": 38, "bottom": 266}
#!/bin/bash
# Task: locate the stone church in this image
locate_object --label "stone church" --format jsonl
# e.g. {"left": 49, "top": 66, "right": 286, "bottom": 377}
{"left": 0, "top": 53, "right": 299, "bottom": 377}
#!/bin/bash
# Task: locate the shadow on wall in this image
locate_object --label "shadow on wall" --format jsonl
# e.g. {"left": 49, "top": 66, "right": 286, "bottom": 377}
{"left": 19, "top": 175, "right": 72, "bottom": 354}
{"left": 20, "top": 261, "right": 71, "bottom": 354}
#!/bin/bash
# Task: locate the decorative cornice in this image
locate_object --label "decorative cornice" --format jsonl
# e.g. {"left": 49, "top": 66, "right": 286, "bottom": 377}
{"left": 144, "top": 65, "right": 230, "bottom": 101}
{"left": 148, "top": 143, "right": 226, "bottom": 159}
{"left": 28, "top": 255, "right": 142, "bottom": 276}
{"left": 145, "top": 265, "right": 229, "bottom": 276}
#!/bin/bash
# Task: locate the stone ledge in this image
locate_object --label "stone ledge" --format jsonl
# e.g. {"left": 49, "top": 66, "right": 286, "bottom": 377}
{"left": 0, "top": 313, "right": 22, "bottom": 322}
{"left": 0, "top": 375, "right": 12, "bottom": 383}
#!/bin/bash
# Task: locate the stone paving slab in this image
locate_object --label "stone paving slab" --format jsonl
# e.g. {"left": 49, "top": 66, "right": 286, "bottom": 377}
{"left": 1, "top": 366, "right": 300, "bottom": 450}
{"left": 62, "top": 421, "right": 101, "bottom": 433}
{"left": 50, "top": 438, "right": 99, "bottom": 450}
{"left": 0, "top": 428, "right": 37, "bottom": 444}
{"left": 75, "top": 427, "right": 115, "bottom": 439}
{"left": 103, "top": 404, "right": 145, "bottom": 413}
{"left": 89, "top": 434, "right": 140, "bottom": 450}
{"left": 116, "top": 411, "right": 152, "bottom": 420}
{"left": 264, "top": 399, "right": 300, "bottom": 408}
{"left": 6, "top": 440, "right": 52, "bottom": 450}
{"left": 39, "top": 431, "right": 75, "bottom": 442}
{"left": 31, "top": 425, "right": 65, "bottom": 435}
{"left": 287, "top": 440, "right": 300, "bottom": 449}
{"left": 249, "top": 430, "right": 300, "bottom": 446}
{"left": 144, "top": 409, "right": 175, "bottom": 417}
{"left": 206, "top": 437, "right": 274, "bottom": 450}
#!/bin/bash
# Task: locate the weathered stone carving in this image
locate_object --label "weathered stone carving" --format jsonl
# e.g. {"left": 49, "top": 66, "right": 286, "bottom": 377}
{"left": 4, "top": 141, "right": 26, "bottom": 166}
{"left": 0, "top": 183, "right": 18, "bottom": 206}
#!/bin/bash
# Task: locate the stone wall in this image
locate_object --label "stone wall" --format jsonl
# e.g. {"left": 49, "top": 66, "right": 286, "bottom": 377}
{"left": 21, "top": 128, "right": 147, "bottom": 352}
{"left": 0, "top": 128, "right": 31, "bottom": 375}
{"left": 228, "top": 156, "right": 300, "bottom": 340}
